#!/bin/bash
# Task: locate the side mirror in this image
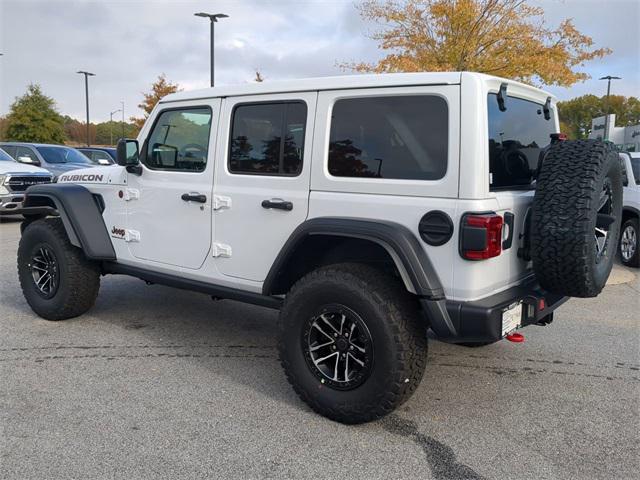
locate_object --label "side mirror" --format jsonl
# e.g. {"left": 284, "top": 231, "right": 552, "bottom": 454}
{"left": 116, "top": 138, "right": 140, "bottom": 167}
{"left": 98, "top": 159, "right": 111, "bottom": 166}
{"left": 18, "top": 156, "right": 40, "bottom": 166}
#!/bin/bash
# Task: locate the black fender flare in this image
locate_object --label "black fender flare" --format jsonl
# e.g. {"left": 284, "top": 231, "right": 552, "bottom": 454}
{"left": 22, "top": 183, "right": 116, "bottom": 260}
{"left": 263, "top": 217, "right": 446, "bottom": 300}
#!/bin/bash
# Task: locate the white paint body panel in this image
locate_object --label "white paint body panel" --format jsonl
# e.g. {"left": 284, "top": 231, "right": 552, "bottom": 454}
{"left": 65, "top": 72, "right": 560, "bottom": 302}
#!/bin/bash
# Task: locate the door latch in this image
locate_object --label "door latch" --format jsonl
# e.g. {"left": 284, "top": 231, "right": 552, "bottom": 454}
{"left": 213, "top": 195, "right": 232, "bottom": 211}
{"left": 125, "top": 229, "right": 141, "bottom": 243}
{"left": 212, "top": 242, "right": 232, "bottom": 258}
{"left": 124, "top": 188, "right": 140, "bottom": 201}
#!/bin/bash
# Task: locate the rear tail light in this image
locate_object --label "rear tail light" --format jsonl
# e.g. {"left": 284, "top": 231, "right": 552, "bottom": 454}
{"left": 460, "top": 213, "right": 504, "bottom": 260}
{"left": 550, "top": 133, "right": 567, "bottom": 143}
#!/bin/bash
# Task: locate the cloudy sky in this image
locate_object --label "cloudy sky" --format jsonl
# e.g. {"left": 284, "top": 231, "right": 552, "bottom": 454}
{"left": 0, "top": 0, "right": 638, "bottom": 122}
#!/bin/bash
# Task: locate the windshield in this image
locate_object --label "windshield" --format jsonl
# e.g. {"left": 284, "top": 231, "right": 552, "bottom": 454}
{"left": 488, "top": 93, "right": 556, "bottom": 191}
{"left": 631, "top": 157, "right": 640, "bottom": 185}
{"left": 35, "top": 146, "right": 93, "bottom": 164}
{"left": 0, "top": 148, "right": 14, "bottom": 162}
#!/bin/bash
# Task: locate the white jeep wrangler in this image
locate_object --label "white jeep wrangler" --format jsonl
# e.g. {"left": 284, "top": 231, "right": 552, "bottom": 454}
{"left": 15, "top": 73, "right": 622, "bottom": 423}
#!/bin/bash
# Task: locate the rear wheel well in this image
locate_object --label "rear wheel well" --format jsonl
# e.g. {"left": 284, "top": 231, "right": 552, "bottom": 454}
{"left": 267, "top": 236, "right": 405, "bottom": 295}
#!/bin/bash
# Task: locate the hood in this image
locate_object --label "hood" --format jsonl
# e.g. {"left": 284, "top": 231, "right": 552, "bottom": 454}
{"left": 56, "top": 165, "right": 127, "bottom": 186}
{"left": 52, "top": 162, "right": 96, "bottom": 173}
{"left": 0, "top": 161, "right": 51, "bottom": 175}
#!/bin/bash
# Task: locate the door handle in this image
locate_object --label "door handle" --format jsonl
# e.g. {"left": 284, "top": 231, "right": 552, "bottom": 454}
{"left": 261, "top": 199, "right": 293, "bottom": 211}
{"left": 181, "top": 192, "right": 207, "bottom": 203}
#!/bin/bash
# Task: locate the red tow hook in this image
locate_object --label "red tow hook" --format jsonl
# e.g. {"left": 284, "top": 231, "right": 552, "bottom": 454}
{"left": 506, "top": 332, "right": 525, "bottom": 343}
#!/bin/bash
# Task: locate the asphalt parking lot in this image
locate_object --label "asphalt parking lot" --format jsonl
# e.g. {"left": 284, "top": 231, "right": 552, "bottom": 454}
{"left": 1, "top": 217, "right": 638, "bottom": 480}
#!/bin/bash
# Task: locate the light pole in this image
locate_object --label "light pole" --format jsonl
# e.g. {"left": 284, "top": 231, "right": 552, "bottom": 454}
{"left": 194, "top": 12, "right": 228, "bottom": 87}
{"left": 599, "top": 75, "right": 621, "bottom": 141}
{"left": 76, "top": 70, "right": 95, "bottom": 146}
{"left": 109, "top": 109, "right": 121, "bottom": 145}
{"left": 121, "top": 101, "right": 125, "bottom": 139}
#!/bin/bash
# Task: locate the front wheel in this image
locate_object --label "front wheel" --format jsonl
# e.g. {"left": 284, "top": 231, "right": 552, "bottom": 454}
{"left": 278, "top": 263, "right": 427, "bottom": 424}
{"left": 18, "top": 218, "right": 100, "bottom": 320}
{"left": 620, "top": 218, "right": 639, "bottom": 267}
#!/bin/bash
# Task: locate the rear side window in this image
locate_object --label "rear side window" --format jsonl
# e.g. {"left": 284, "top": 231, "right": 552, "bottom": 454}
{"left": 488, "top": 94, "right": 556, "bottom": 190}
{"left": 328, "top": 96, "right": 448, "bottom": 180}
{"left": 229, "top": 102, "right": 307, "bottom": 176}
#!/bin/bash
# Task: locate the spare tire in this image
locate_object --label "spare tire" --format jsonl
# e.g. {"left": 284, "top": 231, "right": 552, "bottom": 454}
{"left": 530, "top": 140, "right": 622, "bottom": 298}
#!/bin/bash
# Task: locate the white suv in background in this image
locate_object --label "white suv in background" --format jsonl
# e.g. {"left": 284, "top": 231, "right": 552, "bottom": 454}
{"left": 620, "top": 152, "right": 640, "bottom": 267}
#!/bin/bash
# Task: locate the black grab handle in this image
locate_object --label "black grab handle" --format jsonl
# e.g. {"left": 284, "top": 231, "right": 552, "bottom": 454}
{"left": 261, "top": 199, "right": 293, "bottom": 211}
{"left": 181, "top": 193, "right": 207, "bottom": 203}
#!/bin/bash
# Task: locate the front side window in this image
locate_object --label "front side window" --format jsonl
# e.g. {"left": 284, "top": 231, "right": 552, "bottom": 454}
{"left": 17, "top": 146, "right": 40, "bottom": 163}
{"left": 145, "top": 108, "right": 212, "bottom": 172}
{"left": 229, "top": 102, "right": 306, "bottom": 175}
{"left": 328, "top": 96, "right": 448, "bottom": 180}
{"left": 488, "top": 94, "right": 556, "bottom": 190}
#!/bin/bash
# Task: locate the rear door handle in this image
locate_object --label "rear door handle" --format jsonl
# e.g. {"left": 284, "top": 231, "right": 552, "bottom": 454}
{"left": 502, "top": 212, "right": 515, "bottom": 249}
{"left": 261, "top": 199, "right": 293, "bottom": 211}
{"left": 181, "top": 192, "right": 207, "bottom": 203}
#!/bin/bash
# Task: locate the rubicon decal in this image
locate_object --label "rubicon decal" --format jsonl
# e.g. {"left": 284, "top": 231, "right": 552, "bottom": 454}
{"left": 58, "top": 173, "right": 105, "bottom": 183}
{"left": 111, "top": 226, "right": 126, "bottom": 239}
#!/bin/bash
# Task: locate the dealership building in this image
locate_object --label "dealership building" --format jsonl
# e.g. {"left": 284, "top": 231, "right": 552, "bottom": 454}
{"left": 589, "top": 114, "right": 640, "bottom": 152}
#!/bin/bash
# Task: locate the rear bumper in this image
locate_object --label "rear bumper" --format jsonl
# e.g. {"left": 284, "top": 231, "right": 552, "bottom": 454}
{"left": 421, "top": 280, "right": 569, "bottom": 343}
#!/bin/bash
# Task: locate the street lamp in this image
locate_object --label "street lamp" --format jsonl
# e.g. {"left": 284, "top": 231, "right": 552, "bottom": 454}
{"left": 599, "top": 75, "right": 621, "bottom": 141}
{"left": 121, "top": 101, "right": 125, "bottom": 139}
{"left": 109, "top": 108, "right": 121, "bottom": 145}
{"left": 194, "top": 12, "right": 229, "bottom": 87}
{"left": 76, "top": 70, "right": 95, "bottom": 146}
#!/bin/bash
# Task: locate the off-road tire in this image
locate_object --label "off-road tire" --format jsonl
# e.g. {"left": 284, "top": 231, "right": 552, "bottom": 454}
{"left": 278, "top": 263, "right": 427, "bottom": 424}
{"left": 620, "top": 218, "right": 639, "bottom": 267}
{"left": 18, "top": 218, "right": 100, "bottom": 320}
{"left": 531, "top": 140, "right": 622, "bottom": 297}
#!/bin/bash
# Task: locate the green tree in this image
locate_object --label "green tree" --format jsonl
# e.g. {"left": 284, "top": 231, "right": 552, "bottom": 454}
{"left": 557, "top": 95, "right": 640, "bottom": 139}
{"left": 95, "top": 121, "right": 137, "bottom": 145}
{"left": 5, "top": 84, "right": 66, "bottom": 143}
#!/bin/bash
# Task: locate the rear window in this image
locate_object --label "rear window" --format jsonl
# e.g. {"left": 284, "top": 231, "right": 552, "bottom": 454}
{"left": 328, "top": 96, "right": 448, "bottom": 180}
{"left": 488, "top": 94, "right": 556, "bottom": 191}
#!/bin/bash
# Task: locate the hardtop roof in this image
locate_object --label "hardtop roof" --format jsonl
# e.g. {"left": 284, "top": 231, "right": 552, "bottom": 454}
{"left": 161, "top": 72, "right": 463, "bottom": 103}
{"left": 160, "top": 71, "right": 554, "bottom": 104}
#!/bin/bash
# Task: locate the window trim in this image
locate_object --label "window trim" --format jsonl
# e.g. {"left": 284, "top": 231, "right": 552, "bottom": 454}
{"left": 141, "top": 105, "right": 213, "bottom": 174}
{"left": 227, "top": 100, "right": 308, "bottom": 177}
{"left": 326, "top": 94, "right": 449, "bottom": 182}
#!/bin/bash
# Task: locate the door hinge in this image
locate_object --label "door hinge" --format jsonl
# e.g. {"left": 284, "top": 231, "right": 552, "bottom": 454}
{"left": 212, "top": 242, "right": 232, "bottom": 258}
{"left": 124, "top": 188, "right": 140, "bottom": 201}
{"left": 125, "top": 229, "right": 141, "bottom": 242}
{"left": 212, "top": 195, "right": 232, "bottom": 211}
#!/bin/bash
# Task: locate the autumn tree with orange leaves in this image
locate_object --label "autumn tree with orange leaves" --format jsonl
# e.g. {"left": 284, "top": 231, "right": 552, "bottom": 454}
{"left": 343, "top": 0, "right": 611, "bottom": 86}
{"left": 130, "top": 74, "right": 181, "bottom": 131}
